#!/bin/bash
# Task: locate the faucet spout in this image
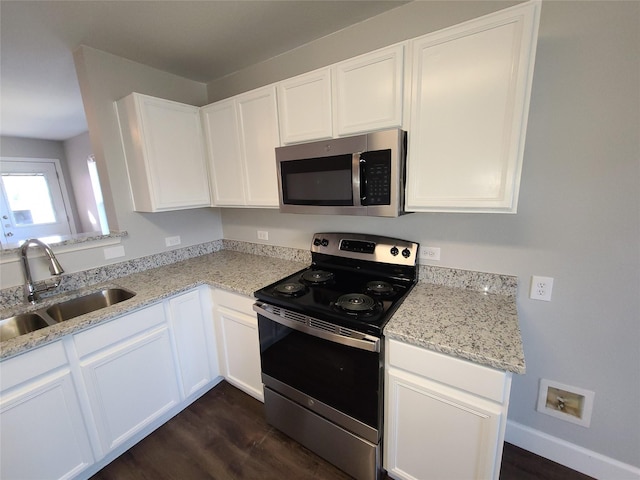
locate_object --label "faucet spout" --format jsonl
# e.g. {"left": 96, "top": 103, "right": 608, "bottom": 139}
{"left": 20, "top": 239, "right": 65, "bottom": 304}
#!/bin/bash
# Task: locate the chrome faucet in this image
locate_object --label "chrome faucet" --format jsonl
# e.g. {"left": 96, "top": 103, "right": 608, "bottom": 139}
{"left": 20, "top": 239, "right": 65, "bottom": 304}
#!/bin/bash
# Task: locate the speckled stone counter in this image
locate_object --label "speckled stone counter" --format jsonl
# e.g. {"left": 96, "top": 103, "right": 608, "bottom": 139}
{"left": 385, "top": 283, "right": 525, "bottom": 373}
{"left": 0, "top": 250, "right": 305, "bottom": 360}
{"left": 1, "top": 244, "right": 525, "bottom": 374}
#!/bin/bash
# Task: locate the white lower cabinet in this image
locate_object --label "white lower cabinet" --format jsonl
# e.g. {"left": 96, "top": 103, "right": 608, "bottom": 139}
{"left": 0, "top": 341, "right": 94, "bottom": 480}
{"left": 167, "top": 288, "right": 221, "bottom": 398}
{"left": 75, "top": 303, "right": 181, "bottom": 455}
{"left": 384, "top": 339, "right": 512, "bottom": 480}
{"left": 0, "top": 287, "right": 221, "bottom": 479}
{"left": 212, "top": 289, "right": 263, "bottom": 401}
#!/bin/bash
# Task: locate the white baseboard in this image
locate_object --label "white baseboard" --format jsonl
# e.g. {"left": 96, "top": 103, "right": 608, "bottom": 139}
{"left": 505, "top": 420, "right": 640, "bottom": 480}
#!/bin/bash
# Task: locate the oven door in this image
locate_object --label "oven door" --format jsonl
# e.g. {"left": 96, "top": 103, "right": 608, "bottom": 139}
{"left": 254, "top": 303, "right": 382, "bottom": 444}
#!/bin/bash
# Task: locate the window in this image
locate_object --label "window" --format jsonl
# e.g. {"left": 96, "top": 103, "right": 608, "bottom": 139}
{"left": 0, "top": 158, "right": 74, "bottom": 246}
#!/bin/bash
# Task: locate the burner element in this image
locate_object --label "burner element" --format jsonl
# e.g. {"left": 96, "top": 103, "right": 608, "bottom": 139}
{"left": 301, "top": 269, "right": 335, "bottom": 285}
{"left": 366, "top": 280, "right": 395, "bottom": 296}
{"left": 274, "top": 282, "right": 307, "bottom": 297}
{"left": 335, "top": 293, "right": 378, "bottom": 313}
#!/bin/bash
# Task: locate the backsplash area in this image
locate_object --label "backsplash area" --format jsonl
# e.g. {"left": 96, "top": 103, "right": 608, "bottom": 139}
{"left": 1, "top": 239, "right": 516, "bottom": 308}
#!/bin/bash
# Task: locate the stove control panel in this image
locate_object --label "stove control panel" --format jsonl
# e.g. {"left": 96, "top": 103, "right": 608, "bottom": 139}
{"left": 311, "top": 232, "right": 418, "bottom": 267}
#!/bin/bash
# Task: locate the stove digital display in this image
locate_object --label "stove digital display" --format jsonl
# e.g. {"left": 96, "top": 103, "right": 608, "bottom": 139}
{"left": 340, "top": 239, "right": 376, "bottom": 254}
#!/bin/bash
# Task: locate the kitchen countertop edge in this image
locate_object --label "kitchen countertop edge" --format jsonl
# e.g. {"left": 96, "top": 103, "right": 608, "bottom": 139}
{"left": 1, "top": 250, "right": 525, "bottom": 374}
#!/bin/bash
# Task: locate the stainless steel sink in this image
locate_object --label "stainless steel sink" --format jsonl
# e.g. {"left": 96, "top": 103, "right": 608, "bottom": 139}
{"left": 1, "top": 287, "right": 136, "bottom": 341}
{"left": 0, "top": 312, "right": 52, "bottom": 342}
{"left": 45, "top": 288, "right": 136, "bottom": 323}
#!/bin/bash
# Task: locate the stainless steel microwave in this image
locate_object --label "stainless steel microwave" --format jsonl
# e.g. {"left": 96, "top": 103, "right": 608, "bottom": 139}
{"left": 276, "top": 129, "right": 407, "bottom": 217}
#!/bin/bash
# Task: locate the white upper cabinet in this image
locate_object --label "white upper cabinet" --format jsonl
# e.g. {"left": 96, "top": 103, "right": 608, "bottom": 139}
{"left": 277, "top": 44, "right": 406, "bottom": 144}
{"left": 201, "top": 99, "right": 246, "bottom": 206}
{"left": 116, "top": 93, "right": 211, "bottom": 212}
{"left": 405, "top": 1, "right": 540, "bottom": 213}
{"left": 236, "top": 86, "right": 281, "bottom": 207}
{"left": 278, "top": 68, "right": 333, "bottom": 144}
{"left": 201, "top": 85, "right": 280, "bottom": 207}
{"left": 334, "top": 44, "right": 405, "bottom": 136}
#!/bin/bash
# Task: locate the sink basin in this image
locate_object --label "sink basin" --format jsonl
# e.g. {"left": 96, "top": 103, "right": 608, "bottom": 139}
{"left": 45, "top": 288, "right": 136, "bottom": 323}
{"left": 0, "top": 313, "right": 52, "bottom": 342}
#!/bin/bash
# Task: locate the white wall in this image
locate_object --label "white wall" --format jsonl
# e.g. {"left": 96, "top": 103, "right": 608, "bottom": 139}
{"left": 214, "top": 1, "right": 640, "bottom": 471}
{"left": 0, "top": 47, "right": 224, "bottom": 288}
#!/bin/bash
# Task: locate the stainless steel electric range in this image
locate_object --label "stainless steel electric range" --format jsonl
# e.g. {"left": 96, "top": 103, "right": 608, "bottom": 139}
{"left": 253, "top": 232, "right": 419, "bottom": 480}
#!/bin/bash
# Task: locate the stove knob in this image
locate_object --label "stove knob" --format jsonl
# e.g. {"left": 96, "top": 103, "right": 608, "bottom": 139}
{"left": 402, "top": 248, "right": 411, "bottom": 258}
{"left": 390, "top": 246, "right": 399, "bottom": 256}
{"left": 313, "top": 238, "right": 322, "bottom": 246}
{"left": 321, "top": 238, "right": 329, "bottom": 247}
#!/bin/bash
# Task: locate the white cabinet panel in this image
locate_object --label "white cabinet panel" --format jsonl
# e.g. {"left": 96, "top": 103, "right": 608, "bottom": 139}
{"left": 77, "top": 310, "right": 181, "bottom": 454}
{"left": 0, "top": 342, "right": 94, "bottom": 480}
{"left": 116, "top": 93, "right": 211, "bottom": 212}
{"left": 200, "top": 99, "right": 246, "bottom": 205}
{"left": 406, "top": 1, "right": 540, "bottom": 213}
{"left": 212, "top": 289, "right": 263, "bottom": 401}
{"left": 385, "top": 339, "right": 511, "bottom": 480}
{"left": 168, "top": 288, "right": 220, "bottom": 398}
{"left": 201, "top": 86, "right": 280, "bottom": 207}
{"left": 386, "top": 369, "right": 502, "bottom": 480}
{"left": 237, "top": 86, "right": 281, "bottom": 207}
{"left": 278, "top": 68, "right": 333, "bottom": 144}
{"left": 334, "top": 44, "right": 405, "bottom": 136}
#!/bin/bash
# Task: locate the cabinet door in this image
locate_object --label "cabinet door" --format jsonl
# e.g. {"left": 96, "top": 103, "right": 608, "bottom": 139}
{"left": 385, "top": 368, "right": 503, "bottom": 480}
{"left": 79, "top": 325, "right": 181, "bottom": 453}
{"left": 278, "top": 68, "right": 333, "bottom": 144}
{"left": 168, "top": 289, "right": 220, "bottom": 398}
{"left": 334, "top": 44, "right": 405, "bottom": 136}
{"left": 406, "top": 2, "right": 540, "bottom": 213}
{"left": 201, "top": 99, "right": 247, "bottom": 206}
{"left": 0, "top": 342, "right": 94, "bottom": 480}
{"left": 214, "top": 293, "right": 263, "bottom": 401}
{"left": 236, "top": 86, "right": 281, "bottom": 207}
{"left": 116, "top": 93, "right": 211, "bottom": 212}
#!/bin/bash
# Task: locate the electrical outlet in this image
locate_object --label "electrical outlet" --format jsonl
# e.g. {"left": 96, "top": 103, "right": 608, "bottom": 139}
{"left": 257, "top": 230, "right": 269, "bottom": 241}
{"left": 165, "top": 236, "right": 181, "bottom": 247}
{"left": 103, "top": 245, "right": 125, "bottom": 260}
{"left": 530, "top": 275, "right": 553, "bottom": 301}
{"left": 419, "top": 246, "right": 441, "bottom": 262}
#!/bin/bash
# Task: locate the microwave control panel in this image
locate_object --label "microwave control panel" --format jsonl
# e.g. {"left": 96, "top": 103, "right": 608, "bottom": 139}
{"left": 361, "top": 150, "right": 391, "bottom": 205}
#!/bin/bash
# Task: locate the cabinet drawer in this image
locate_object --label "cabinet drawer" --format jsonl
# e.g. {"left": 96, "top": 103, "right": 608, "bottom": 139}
{"left": 212, "top": 289, "right": 254, "bottom": 315}
{"left": 74, "top": 303, "right": 165, "bottom": 357}
{"left": 387, "top": 339, "right": 508, "bottom": 403}
{"left": 0, "top": 341, "right": 68, "bottom": 391}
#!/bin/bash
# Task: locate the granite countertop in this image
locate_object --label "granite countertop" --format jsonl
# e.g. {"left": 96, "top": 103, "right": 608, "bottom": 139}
{"left": 386, "top": 283, "right": 525, "bottom": 373}
{"left": 1, "top": 249, "right": 525, "bottom": 374}
{"left": 0, "top": 250, "right": 304, "bottom": 360}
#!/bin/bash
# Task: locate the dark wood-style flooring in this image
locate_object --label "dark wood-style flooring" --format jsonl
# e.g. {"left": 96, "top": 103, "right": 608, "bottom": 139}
{"left": 91, "top": 381, "right": 593, "bottom": 480}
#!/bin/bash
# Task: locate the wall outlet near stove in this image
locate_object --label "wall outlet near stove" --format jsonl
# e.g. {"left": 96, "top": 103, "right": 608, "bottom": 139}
{"left": 165, "top": 236, "right": 181, "bottom": 247}
{"left": 257, "top": 230, "right": 269, "bottom": 241}
{"left": 419, "top": 246, "right": 441, "bottom": 262}
{"left": 530, "top": 275, "right": 553, "bottom": 301}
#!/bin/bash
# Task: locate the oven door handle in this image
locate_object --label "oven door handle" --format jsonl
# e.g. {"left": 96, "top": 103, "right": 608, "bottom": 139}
{"left": 253, "top": 302, "right": 380, "bottom": 353}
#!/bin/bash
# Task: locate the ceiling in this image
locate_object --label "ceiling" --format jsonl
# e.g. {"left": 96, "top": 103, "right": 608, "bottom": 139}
{"left": 0, "top": 0, "right": 408, "bottom": 142}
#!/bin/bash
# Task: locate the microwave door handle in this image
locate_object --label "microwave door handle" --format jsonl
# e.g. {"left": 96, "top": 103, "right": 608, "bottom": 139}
{"left": 359, "top": 154, "right": 368, "bottom": 205}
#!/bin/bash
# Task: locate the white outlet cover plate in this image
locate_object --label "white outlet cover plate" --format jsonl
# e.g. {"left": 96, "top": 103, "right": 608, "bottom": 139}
{"left": 420, "top": 246, "right": 441, "bottom": 262}
{"left": 530, "top": 275, "right": 553, "bottom": 301}
{"left": 165, "top": 236, "right": 181, "bottom": 247}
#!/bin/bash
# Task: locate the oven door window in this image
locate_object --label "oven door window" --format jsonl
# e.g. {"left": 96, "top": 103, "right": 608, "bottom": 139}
{"left": 259, "top": 320, "right": 379, "bottom": 428}
{"left": 280, "top": 154, "right": 354, "bottom": 206}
